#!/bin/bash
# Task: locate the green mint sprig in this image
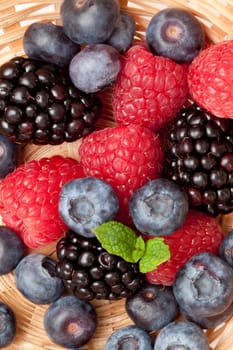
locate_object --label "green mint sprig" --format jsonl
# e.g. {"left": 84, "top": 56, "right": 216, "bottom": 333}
{"left": 92, "top": 221, "right": 170, "bottom": 273}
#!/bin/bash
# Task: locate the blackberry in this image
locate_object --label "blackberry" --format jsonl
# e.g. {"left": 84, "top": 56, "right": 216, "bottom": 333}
{"left": 54, "top": 230, "right": 144, "bottom": 301}
{"left": 0, "top": 56, "right": 102, "bottom": 145}
{"left": 163, "top": 103, "right": 233, "bottom": 217}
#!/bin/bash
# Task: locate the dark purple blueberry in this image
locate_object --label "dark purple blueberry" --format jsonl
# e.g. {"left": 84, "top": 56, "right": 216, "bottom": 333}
{"left": 23, "top": 22, "right": 80, "bottom": 67}
{"left": 181, "top": 301, "right": 233, "bottom": 329}
{"left": 44, "top": 295, "right": 97, "bottom": 348}
{"left": 69, "top": 44, "right": 121, "bottom": 93}
{"left": 14, "top": 253, "right": 64, "bottom": 304}
{"left": 153, "top": 321, "right": 209, "bottom": 350}
{"left": 60, "top": 0, "right": 120, "bottom": 45}
{"left": 59, "top": 177, "right": 119, "bottom": 238}
{"left": 0, "top": 226, "right": 25, "bottom": 274}
{"left": 106, "top": 12, "right": 136, "bottom": 53}
{"left": 219, "top": 229, "right": 233, "bottom": 267}
{"left": 0, "top": 133, "right": 18, "bottom": 178}
{"left": 129, "top": 178, "right": 189, "bottom": 236}
{"left": 173, "top": 252, "right": 233, "bottom": 318}
{"left": 146, "top": 8, "right": 205, "bottom": 63}
{"left": 0, "top": 303, "right": 16, "bottom": 348}
{"left": 125, "top": 283, "right": 179, "bottom": 331}
{"left": 105, "top": 325, "right": 153, "bottom": 350}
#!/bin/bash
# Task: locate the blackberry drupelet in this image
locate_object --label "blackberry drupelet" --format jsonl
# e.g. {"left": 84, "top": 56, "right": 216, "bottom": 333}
{"left": 54, "top": 230, "right": 144, "bottom": 301}
{"left": 0, "top": 56, "right": 102, "bottom": 145}
{"left": 163, "top": 103, "right": 233, "bottom": 216}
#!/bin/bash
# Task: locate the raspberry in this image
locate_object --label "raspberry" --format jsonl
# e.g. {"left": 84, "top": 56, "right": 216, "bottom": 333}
{"left": 0, "top": 155, "right": 84, "bottom": 248}
{"left": 188, "top": 40, "right": 233, "bottom": 118}
{"left": 145, "top": 210, "right": 224, "bottom": 286}
{"left": 79, "top": 124, "right": 164, "bottom": 224}
{"left": 112, "top": 43, "right": 189, "bottom": 132}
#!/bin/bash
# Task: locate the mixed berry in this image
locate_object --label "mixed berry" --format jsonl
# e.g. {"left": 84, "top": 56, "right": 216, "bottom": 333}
{"left": 0, "top": 1, "right": 233, "bottom": 349}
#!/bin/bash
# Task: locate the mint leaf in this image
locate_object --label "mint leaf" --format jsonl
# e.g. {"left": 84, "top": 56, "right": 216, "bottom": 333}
{"left": 93, "top": 221, "right": 170, "bottom": 274}
{"left": 133, "top": 236, "right": 146, "bottom": 262}
{"left": 93, "top": 221, "right": 145, "bottom": 263}
{"left": 139, "top": 237, "right": 170, "bottom": 273}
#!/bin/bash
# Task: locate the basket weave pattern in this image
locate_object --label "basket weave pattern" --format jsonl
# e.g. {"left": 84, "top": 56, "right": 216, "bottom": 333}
{"left": 1, "top": 1, "right": 233, "bottom": 349}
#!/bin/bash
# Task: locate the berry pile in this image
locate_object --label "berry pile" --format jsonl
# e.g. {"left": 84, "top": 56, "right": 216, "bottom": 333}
{"left": 54, "top": 230, "right": 144, "bottom": 301}
{"left": 0, "top": 57, "right": 102, "bottom": 145}
{"left": 1, "top": 1, "right": 233, "bottom": 350}
{"left": 163, "top": 103, "right": 233, "bottom": 216}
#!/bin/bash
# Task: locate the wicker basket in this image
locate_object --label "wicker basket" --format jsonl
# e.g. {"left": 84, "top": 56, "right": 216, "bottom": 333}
{"left": 1, "top": 1, "right": 233, "bottom": 349}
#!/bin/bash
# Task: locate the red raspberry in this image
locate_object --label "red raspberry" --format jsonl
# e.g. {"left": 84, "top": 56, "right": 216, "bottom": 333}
{"left": 79, "top": 124, "right": 164, "bottom": 223}
{"left": 188, "top": 40, "right": 233, "bottom": 118}
{"left": 145, "top": 210, "right": 224, "bottom": 286}
{"left": 112, "top": 43, "right": 189, "bottom": 132}
{"left": 0, "top": 155, "right": 84, "bottom": 248}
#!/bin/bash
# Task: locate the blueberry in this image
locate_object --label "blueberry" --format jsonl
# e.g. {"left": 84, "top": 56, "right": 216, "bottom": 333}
{"left": 0, "top": 226, "right": 25, "bottom": 274}
{"left": 173, "top": 252, "right": 233, "bottom": 318}
{"left": 0, "top": 303, "right": 16, "bottom": 347}
{"left": 69, "top": 44, "right": 121, "bottom": 93}
{"left": 104, "top": 325, "right": 153, "bottom": 350}
{"left": 0, "top": 133, "right": 17, "bottom": 178}
{"left": 126, "top": 283, "right": 179, "bottom": 332}
{"left": 59, "top": 177, "right": 119, "bottom": 237}
{"left": 106, "top": 12, "right": 136, "bottom": 53}
{"left": 129, "top": 178, "right": 189, "bottom": 236}
{"left": 23, "top": 22, "right": 81, "bottom": 67}
{"left": 181, "top": 300, "right": 233, "bottom": 329}
{"left": 60, "top": 0, "right": 120, "bottom": 45}
{"left": 146, "top": 8, "right": 205, "bottom": 63}
{"left": 44, "top": 295, "right": 97, "bottom": 348}
{"left": 153, "top": 321, "right": 209, "bottom": 350}
{"left": 219, "top": 229, "right": 233, "bottom": 266}
{"left": 14, "top": 253, "right": 64, "bottom": 304}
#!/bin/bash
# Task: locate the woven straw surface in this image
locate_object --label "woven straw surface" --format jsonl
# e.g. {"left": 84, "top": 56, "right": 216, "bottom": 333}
{"left": 1, "top": 0, "right": 233, "bottom": 349}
